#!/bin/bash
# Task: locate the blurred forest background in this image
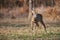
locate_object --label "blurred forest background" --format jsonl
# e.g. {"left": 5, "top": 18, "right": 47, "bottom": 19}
{"left": 0, "top": 0, "right": 60, "bottom": 23}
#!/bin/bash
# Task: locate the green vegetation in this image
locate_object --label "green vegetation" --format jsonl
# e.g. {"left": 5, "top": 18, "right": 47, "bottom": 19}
{"left": 0, "top": 19, "right": 60, "bottom": 40}
{"left": 0, "top": 30, "right": 60, "bottom": 40}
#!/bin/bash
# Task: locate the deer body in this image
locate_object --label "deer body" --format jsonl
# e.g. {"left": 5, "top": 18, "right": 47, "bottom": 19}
{"left": 31, "top": 11, "right": 47, "bottom": 32}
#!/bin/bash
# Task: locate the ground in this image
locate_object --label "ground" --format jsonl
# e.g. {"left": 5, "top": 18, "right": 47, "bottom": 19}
{"left": 0, "top": 18, "right": 60, "bottom": 40}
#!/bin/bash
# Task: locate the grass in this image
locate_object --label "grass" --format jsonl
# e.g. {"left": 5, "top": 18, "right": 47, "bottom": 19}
{"left": 0, "top": 18, "right": 60, "bottom": 40}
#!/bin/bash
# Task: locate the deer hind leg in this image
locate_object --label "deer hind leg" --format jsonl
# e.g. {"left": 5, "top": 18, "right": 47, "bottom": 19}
{"left": 40, "top": 20, "right": 47, "bottom": 32}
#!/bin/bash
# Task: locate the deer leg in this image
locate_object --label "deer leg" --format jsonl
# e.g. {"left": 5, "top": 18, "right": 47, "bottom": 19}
{"left": 31, "top": 21, "right": 34, "bottom": 30}
{"left": 33, "top": 22, "right": 36, "bottom": 30}
{"left": 34, "top": 22, "right": 39, "bottom": 28}
{"left": 40, "top": 20, "right": 47, "bottom": 32}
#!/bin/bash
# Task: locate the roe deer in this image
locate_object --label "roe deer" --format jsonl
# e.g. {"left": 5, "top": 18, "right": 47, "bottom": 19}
{"left": 31, "top": 10, "right": 47, "bottom": 32}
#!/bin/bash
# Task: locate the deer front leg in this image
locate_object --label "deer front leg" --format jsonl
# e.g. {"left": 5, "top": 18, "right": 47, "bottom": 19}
{"left": 31, "top": 21, "right": 36, "bottom": 30}
{"left": 31, "top": 21, "right": 34, "bottom": 30}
